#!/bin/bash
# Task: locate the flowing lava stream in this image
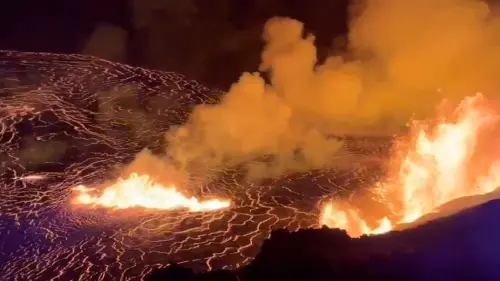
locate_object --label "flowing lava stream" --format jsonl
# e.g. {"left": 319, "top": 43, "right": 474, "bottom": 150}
{"left": 72, "top": 173, "right": 231, "bottom": 212}
{"left": 321, "top": 93, "right": 500, "bottom": 237}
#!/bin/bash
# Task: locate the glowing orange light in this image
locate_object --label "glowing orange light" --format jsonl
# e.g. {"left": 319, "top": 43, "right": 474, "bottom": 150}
{"left": 72, "top": 173, "right": 230, "bottom": 212}
{"left": 321, "top": 94, "right": 500, "bottom": 237}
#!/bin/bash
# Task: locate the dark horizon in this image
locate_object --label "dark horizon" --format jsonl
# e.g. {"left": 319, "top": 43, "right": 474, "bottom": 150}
{"left": 0, "top": 0, "right": 350, "bottom": 89}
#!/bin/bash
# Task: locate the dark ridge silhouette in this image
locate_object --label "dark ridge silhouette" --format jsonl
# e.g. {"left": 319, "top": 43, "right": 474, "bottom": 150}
{"left": 147, "top": 198, "right": 500, "bottom": 281}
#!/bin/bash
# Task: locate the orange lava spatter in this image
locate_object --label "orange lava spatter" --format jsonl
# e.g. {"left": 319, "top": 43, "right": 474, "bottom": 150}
{"left": 321, "top": 93, "right": 500, "bottom": 237}
{"left": 71, "top": 173, "right": 231, "bottom": 212}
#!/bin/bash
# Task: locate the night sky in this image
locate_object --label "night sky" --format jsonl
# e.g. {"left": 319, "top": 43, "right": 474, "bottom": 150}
{"left": 0, "top": 0, "right": 349, "bottom": 88}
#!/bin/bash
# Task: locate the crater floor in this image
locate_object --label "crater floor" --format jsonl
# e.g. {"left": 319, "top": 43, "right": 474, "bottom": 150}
{"left": 0, "top": 51, "right": 390, "bottom": 281}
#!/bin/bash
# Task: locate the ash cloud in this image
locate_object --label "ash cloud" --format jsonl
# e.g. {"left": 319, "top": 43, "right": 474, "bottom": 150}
{"left": 158, "top": 0, "right": 500, "bottom": 180}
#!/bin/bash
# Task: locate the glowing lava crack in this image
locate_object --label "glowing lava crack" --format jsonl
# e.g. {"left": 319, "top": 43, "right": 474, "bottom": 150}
{"left": 3, "top": 51, "right": 375, "bottom": 281}
{"left": 72, "top": 173, "right": 231, "bottom": 211}
{"left": 6, "top": 49, "right": 495, "bottom": 281}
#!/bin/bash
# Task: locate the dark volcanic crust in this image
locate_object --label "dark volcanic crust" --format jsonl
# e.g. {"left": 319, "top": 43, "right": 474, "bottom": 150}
{"left": 0, "top": 51, "right": 391, "bottom": 281}
{"left": 148, "top": 198, "right": 500, "bottom": 281}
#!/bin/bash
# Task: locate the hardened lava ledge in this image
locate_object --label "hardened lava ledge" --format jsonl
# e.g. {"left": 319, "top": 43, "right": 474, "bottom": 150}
{"left": 0, "top": 51, "right": 390, "bottom": 281}
{"left": 148, "top": 197, "right": 500, "bottom": 281}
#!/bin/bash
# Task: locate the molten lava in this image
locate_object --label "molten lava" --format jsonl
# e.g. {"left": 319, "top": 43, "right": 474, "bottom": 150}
{"left": 321, "top": 94, "right": 500, "bottom": 237}
{"left": 72, "top": 173, "right": 231, "bottom": 212}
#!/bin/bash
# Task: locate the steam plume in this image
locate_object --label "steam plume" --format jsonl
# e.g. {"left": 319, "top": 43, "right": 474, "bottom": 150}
{"left": 155, "top": 0, "right": 500, "bottom": 180}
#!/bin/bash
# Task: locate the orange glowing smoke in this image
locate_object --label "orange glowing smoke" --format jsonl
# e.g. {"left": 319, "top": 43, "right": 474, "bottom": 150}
{"left": 321, "top": 93, "right": 500, "bottom": 237}
{"left": 72, "top": 173, "right": 231, "bottom": 212}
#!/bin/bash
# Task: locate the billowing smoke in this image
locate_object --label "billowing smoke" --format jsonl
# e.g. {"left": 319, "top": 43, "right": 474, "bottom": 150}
{"left": 158, "top": 0, "right": 500, "bottom": 180}
{"left": 346, "top": 0, "right": 500, "bottom": 119}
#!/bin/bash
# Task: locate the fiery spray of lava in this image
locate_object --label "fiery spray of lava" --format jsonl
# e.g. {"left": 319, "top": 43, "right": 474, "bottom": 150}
{"left": 71, "top": 173, "right": 230, "bottom": 212}
{"left": 321, "top": 93, "right": 500, "bottom": 237}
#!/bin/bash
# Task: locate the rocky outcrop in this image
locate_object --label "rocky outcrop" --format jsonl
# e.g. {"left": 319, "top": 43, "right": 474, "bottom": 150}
{"left": 148, "top": 199, "right": 500, "bottom": 281}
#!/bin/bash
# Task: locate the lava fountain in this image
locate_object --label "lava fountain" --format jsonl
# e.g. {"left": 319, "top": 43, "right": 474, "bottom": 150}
{"left": 72, "top": 173, "right": 231, "bottom": 212}
{"left": 321, "top": 93, "right": 500, "bottom": 237}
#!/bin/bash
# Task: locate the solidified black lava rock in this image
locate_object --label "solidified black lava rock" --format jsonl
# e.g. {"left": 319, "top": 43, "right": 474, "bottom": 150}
{"left": 148, "top": 199, "right": 500, "bottom": 281}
